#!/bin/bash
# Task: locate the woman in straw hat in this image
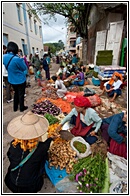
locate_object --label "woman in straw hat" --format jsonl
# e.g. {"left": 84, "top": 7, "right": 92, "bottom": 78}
{"left": 4, "top": 111, "right": 58, "bottom": 193}
{"left": 56, "top": 96, "right": 102, "bottom": 145}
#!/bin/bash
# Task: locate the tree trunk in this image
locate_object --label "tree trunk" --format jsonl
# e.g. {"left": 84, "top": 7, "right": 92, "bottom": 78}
{"left": 82, "top": 38, "right": 88, "bottom": 65}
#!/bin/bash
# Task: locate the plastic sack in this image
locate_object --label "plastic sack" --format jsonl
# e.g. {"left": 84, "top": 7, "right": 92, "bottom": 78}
{"left": 87, "top": 94, "right": 102, "bottom": 107}
{"left": 109, "top": 179, "right": 127, "bottom": 193}
{"left": 55, "top": 176, "right": 78, "bottom": 193}
{"left": 107, "top": 152, "right": 127, "bottom": 181}
{"left": 70, "top": 136, "right": 91, "bottom": 159}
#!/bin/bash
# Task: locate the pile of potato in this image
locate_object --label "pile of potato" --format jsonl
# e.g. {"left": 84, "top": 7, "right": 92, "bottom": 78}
{"left": 47, "top": 123, "right": 77, "bottom": 173}
{"left": 48, "top": 140, "right": 77, "bottom": 174}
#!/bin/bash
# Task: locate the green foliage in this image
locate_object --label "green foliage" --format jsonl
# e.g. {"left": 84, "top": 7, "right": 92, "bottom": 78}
{"left": 69, "top": 154, "right": 107, "bottom": 193}
{"left": 44, "top": 113, "right": 59, "bottom": 125}
{"left": 31, "top": 3, "right": 93, "bottom": 39}
{"left": 44, "top": 40, "right": 64, "bottom": 55}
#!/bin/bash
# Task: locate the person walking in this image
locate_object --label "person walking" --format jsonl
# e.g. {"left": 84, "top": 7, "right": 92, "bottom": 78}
{"left": 31, "top": 51, "right": 41, "bottom": 81}
{"left": 3, "top": 41, "right": 28, "bottom": 112}
{"left": 4, "top": 111, "right": 58, "bottom": 193}
{"left": 42, "top": 54, "right": 50, "bottom": 80}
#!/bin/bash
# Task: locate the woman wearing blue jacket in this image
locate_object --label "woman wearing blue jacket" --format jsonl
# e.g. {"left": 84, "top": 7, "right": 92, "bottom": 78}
{"left": 3, "top": 42, "right": 28, "bottom": 112}
{"left": 101, "top": 112, "right": 127, "bottom": 144}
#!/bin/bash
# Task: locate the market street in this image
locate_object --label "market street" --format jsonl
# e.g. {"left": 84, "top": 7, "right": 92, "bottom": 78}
{"left": 3, "top": 62, "right": 127, "bottom": 193}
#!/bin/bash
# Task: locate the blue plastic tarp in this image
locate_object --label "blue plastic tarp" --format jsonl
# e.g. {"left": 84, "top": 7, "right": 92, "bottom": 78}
{"left": 45, "top": 161, "right": 68, "bottom": 186}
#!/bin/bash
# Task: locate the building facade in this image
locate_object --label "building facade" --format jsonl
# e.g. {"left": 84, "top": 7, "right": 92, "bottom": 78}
{"left": 87, "top": 3, "right": 127, "bottom": 65}
{"left": 66, "top": 23, "right": 77, "bottom": 55}
{"left": 3, "top": 3, "right": 44, "bottom": 59}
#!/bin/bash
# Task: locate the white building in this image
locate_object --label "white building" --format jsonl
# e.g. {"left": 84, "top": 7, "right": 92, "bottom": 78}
{"left": 3, "top": 3, "right": 44, "bottom": 59}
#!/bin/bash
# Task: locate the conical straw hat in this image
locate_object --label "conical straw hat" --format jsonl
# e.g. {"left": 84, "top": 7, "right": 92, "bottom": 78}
{"left": 7, "top": 111, "right": 49, "bottom": 140}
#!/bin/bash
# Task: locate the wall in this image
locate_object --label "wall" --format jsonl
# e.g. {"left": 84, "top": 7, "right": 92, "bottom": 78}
{"left": 87, "top": 4, "right": 125, "bottom": 64}
{"left": 3, "top": 3, "right": 43, "bottom": 59}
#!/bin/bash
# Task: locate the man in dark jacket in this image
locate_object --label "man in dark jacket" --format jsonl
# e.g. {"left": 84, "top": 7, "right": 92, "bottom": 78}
{"left": 42, "top": 54, "right": 50, "bottom": 80}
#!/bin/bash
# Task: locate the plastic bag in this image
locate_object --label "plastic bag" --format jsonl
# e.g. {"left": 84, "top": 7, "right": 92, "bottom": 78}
{"left": 107, "top": 152, "right": 127, "bottom": 180}
{"left": 55, "top": 176, "right": 78, "bottom": 193}
{"left": 109, "top": 179, "right": 127, "bottom": 193}
{"left": 70, "top": 136, "right": 91, "bottom": 159}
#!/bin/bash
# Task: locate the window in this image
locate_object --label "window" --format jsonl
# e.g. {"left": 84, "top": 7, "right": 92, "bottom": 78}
{"left": 16, "top": 3, "right": 22, "bottom": 23}
{"left": 32, "top": 47, "right": 35, "bottom": 55}
{"left": 39, "top": 26, "right": 42, "bottom": 37}
{"left": 21, "top": 39, "right": 28, "bottom": 55}
{"left": 29, "top": 15, "right": 32, "bottom": 31}
{"left": 34, "top": 20, "right": 37, "bottom": 35}
{"left": 3, "top": 34, "right": 8, "bottom": 46}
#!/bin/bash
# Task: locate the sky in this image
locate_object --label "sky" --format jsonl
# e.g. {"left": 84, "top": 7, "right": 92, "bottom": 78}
{"left": 40, "top": 14, "right": 67, "bottom": 44}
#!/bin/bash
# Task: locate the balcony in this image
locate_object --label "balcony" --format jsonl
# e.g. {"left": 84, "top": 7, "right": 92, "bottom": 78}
{"left": 68, "top": 32, "right": 77, "bottom": 39}
{"left": 69, "top": 46, "right": 76, "bottom": 51}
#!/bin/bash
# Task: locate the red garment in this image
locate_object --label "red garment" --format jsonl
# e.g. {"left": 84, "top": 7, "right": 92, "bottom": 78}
{"left": 109, "top": 134, "right": 127, "bottom": 159}
{"left": 74, "top": 96, "right": 91, "bottom": 107}
{"left": 70, "top": 113, "right": 94, "bottom": 136}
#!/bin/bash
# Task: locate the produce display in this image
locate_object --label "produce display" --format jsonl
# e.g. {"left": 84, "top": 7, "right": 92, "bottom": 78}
{"left": 42, "top": 87, "right": 58, "bottom": 99}
{"left": 91, "top": 138, "right": 108, "bottom": 159}
{"left": 32, "top": 100, "right": 61, "bottom": 116}
{"left": 36, "top": 97, "right": 71, "bottom": 114}
{"left": 73, "top": 141, "right": 87, "bottom": 153}
{"left": 69, "top": 153, "right": 106, "bottom": 193}
{"left": 33, "top": 80, "right": 125, "bottom": 194}
{"left": 48, "top": 140, "right": 77, "bottom": 174}
{"left": 47, "top": 123, "right": 61, "bottom": 137}
{"left": 44, "top": 113, "right": 59, "bottom": 125}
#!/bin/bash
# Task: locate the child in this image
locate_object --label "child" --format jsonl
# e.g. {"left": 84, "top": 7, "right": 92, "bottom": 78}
{"left": 36, "top": 67, "right": 43, "bottom": 80}
{"left": 36, "top": 67, "right": 43, "bottom": 86}
{"left": 51, "top": 75, "right": 67, "bottom": 98}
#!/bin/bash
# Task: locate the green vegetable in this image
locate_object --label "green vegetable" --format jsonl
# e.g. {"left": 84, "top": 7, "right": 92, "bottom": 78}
{"left": 69, "top": 154, "right": 107, "bottom": 193}
{"left": 44, "top": 113, "right": 59, "bottom": 125}
{"left": 101, "top": 158, "right": 109, "bottom": 193}
{"left": 73, "top": 141, "right": 86, "bottom": 153}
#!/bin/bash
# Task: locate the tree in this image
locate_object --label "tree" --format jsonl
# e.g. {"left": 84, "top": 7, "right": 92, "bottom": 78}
{"left": 31, "top": 3, "right": 92, "bottom": 64}
{"left": 44, "top": 41, "right": 64, "bottom": 55}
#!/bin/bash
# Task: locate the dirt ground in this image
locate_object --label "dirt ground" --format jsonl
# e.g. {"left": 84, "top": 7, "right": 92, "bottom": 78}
{"left": 2, "top": 63, "right": 127, "bottom": 193}
{"left": 3, "top": 63, "right": 60, "bottom": 193}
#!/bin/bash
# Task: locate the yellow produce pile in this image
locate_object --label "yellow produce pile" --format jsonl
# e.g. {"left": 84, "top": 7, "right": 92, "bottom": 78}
{"left": 47, "top": 123, "right": 61, "bottom": 138}
{"left": 48, "top": 140, "right": 77, "bottom": 174}
{"left": 47, "top": 123, "right": 77, "bottom": 173}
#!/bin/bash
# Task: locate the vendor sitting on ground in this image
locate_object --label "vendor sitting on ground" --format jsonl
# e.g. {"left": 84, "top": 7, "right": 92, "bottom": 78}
{"left": 72, "top": 68, "right": 85, "bottom": 86}
{"left": 101, "top": 111, "right": 127, "bottom": 145}
{"left": 56, "top": 96, "right": 102, "bottom": 145}
{"left": 99, "top": 72, "right": 123, "bottom": 102}
{"left": 100, "top": 111, "right": 127, "bottom": 158}
{"left": 51, "top": 75, "right": 67, "bottom": 98}
{"left": 4, "top": 111, "right": 59, "bottom": 193}
{"left": 56, "top": 65, "right": 69, "bottom": 80}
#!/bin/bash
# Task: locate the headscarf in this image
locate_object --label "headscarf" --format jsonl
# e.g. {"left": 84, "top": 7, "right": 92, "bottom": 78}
{"left": 74, "top": 96, "right": 91, "bottom": 107}
{"left": 12, "top": 138, "right": 39, "bottom": 152}
{"left": 109, "top": 72, "right": 123, "bottom": 86}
